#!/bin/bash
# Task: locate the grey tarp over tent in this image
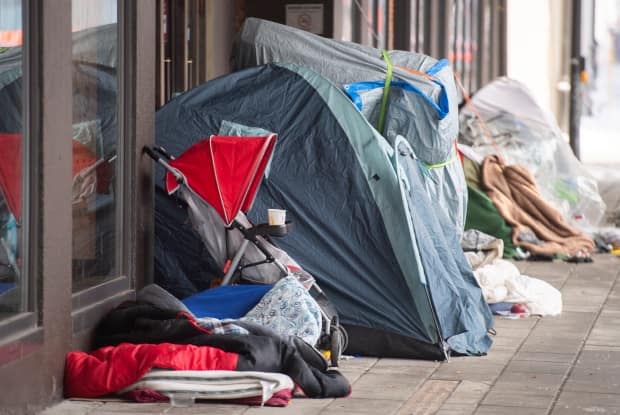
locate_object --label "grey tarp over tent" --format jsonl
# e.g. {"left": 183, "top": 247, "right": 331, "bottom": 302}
{"left": 155, "top": 63, "right": 493, "bottom": 359}
{"left": 232, "top": 18, "right": 467, "bottom": 237}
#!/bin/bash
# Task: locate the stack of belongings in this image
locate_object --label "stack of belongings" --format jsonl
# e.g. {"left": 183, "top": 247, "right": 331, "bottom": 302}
{"left": 459, "top": 77, "right": 599, "bottom": 261}
{"left": 65, "top": 284, "right": 351, "bottom": 406}
{"left": 154, "top": 28, "right": 493, "bottom": 359}
{"left": 592, "top": 227, "right": 620, "bottom": 256}
{"left": 462, "top": 230, "right": 562, "bottom": 317}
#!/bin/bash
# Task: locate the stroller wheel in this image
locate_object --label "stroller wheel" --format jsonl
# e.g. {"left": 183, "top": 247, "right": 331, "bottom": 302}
{"left": 330, "top": 329, "right": 341, "bottom": 367}
{"left": 329, "top": 316, "right": 341, "bottom": 367}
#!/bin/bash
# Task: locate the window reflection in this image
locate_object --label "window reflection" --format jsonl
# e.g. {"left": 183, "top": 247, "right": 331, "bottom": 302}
{"left": 71, "top": 0, "right": 119, "bottom": 291}
{"left": 0, "top": 0, "right": 24, "bottom": 318}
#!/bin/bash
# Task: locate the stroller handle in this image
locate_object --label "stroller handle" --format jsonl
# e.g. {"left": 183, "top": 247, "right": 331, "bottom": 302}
{"left": 143, "top": 145, "right": 174, "bottom": 161}
{"left": 142, "top": 146, "right": 161, "bottom": 162}
{"left": 143, "top": 146, "right": 184, "bottom": 184}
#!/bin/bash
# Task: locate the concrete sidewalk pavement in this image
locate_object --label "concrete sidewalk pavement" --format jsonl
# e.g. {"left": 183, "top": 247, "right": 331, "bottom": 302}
{"left": 41, "top": 254, "right": 620, "bottom": 415}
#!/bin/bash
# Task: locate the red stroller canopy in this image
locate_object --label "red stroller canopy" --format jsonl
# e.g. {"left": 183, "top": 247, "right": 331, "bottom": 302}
{"left": 165, "top": 134, "right": 277, "bottom": 226}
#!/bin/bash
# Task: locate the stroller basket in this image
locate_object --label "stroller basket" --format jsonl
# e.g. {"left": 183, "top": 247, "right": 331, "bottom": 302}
{"left": 144, "top": 135, "right": 344, "bottom": 366}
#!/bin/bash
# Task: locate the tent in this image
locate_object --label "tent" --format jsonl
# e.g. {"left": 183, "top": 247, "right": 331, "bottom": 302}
{"left": 459, "top": 77, "right": 605, "bottom": 230}
{"left": 155, "top": 63, "right": 493, "bottom": 359}
{"left": 233, "top": 18, "right": 467, "bottom": 237}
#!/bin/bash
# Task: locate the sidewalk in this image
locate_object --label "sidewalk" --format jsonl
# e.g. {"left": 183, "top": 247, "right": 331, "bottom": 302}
{"left": 42, "top": 254, "right": 620, "bottom": 415}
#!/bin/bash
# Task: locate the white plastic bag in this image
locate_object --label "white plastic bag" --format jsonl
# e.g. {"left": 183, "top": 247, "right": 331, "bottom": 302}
{"left": 474, "top": 259, "right": 562, "bottom": 316}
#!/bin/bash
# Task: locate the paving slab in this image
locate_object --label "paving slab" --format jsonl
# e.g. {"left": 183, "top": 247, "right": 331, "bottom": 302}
{"left": 243, "top": 398, "right": 332, "bottom": 415}
{"left": 431, "top": 361, "right": 505, "bottom": 383}
{"left": 493, "top": 316, "right": 539, "bottom": 330}
{"left": 473, "top": 348, "right": 515, "bottom": 364}
{"left": 321, "top": 397, "right": 402, "bottom": 415}
{"left": 489, "top": 372, "right": 565, "bottom": 397}
{"left": 502, "top": 359, "right": 571, "bottom": 375}
{"left": 169, "top": 404, "right": 247, "bottom": 415}
{"left": 587, "top": 310, "right": 620, "bottom": 347}
{"left": 482, "top": 390, "right": 554, "bottom": 408}
{"left": 512, "top": 351, "right": 577, "bottom": 363}
{"left": 40, "top": 401, "right": 105, "bottom": 415}
{"left": 474, "top": 404, "right": 549, "bottom": 414}
{"left": 551, "top": 391, "right": 620, "bottom": 415}
{"left": 435, "top": 402, "right": 478, "bottom": 415}
{"left": 88, "top": 402, "right": 169, "bottom": 415}
{"left": 395, "top": 380, "right": 458, "bottom": 415}
{"left": 441, "top": 381, "right": 490, "bottom": 406}
{"left": 348, "top": 372, "right": 426, "bottom": 400}
{"left": 370, "top": 357, "right": 440, "bottom": 376}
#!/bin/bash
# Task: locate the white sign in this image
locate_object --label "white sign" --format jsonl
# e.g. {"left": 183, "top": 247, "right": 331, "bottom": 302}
{"left": 285, "top": 4, "right": 324, "bottom": 34}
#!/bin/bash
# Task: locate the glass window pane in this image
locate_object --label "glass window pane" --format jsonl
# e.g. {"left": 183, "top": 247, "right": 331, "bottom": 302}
{"left": 0, "top": 0, "right": 25, "bottom": 318}
{"left": 71, "top": 0, "right": 119, "bottom": 292}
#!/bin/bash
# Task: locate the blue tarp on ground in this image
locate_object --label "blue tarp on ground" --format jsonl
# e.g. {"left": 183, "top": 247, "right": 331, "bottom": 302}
{"left": 155, "top": 63, "right": 493, "bottom": 359}
{"left": 182, "top": 284, "right": 273, "bottom": 319}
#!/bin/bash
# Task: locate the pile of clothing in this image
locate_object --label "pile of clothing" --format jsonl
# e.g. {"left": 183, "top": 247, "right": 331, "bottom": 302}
{"left": 64, "top": 283, "right": 351, "bottom": 406}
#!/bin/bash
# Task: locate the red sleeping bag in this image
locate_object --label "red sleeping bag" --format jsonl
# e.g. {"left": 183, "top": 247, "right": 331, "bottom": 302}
{"left": 64, "top": 342, "right": 238, "bottom": 398}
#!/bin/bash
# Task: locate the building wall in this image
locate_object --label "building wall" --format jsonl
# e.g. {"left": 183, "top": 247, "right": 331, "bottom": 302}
{"left": 0, "top": 1, "right": 155, "bottom": 413}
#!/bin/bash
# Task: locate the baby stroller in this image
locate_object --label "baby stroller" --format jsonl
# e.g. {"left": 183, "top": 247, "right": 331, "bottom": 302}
{"left": 144, "top": 134, "right": 344, "bottom": 366}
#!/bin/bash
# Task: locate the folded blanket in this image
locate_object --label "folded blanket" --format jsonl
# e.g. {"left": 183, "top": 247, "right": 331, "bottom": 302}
{"left": 480, "top": 155, "right": 594, "bottom": 256}
{"left": 120, "top": 369, "right": 294, "bottom": 406}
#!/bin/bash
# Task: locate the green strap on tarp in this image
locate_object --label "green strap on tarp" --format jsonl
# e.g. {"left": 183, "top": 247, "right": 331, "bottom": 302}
{"left": 423, "top": 153, "right": 456, "bottom": 169}
{"left": 377, "top": 50, "right": 393, "bottom": 135}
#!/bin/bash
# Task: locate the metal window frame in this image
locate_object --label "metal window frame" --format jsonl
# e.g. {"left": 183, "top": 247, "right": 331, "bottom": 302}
{"left": 170, "top": 0, "right": 189, "bottom": 95}
{"left": 71, "top": 0, "right": 155, "bottom": 334}
{"left": 71, "top": 0, "right": 130, "bottom": 319}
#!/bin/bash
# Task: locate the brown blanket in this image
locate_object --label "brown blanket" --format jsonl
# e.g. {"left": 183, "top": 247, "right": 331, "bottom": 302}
{"left": 480, "top": 155, "right": 594, "bottom": 257}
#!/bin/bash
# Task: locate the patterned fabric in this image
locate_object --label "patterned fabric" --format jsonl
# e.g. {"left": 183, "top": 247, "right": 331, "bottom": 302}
{"left": 242, "top": 276, "right": 322, "bottom": 345}
{"left": 195, "top": 316, "right": 249, "bottom": 335}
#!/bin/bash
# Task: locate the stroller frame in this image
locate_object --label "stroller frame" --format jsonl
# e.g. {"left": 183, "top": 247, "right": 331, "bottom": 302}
{"left": 144, "top": 143, "right": 343, "bottom": 366}
{"left": 221, "top": 220, "right": 290, "bottom": 286}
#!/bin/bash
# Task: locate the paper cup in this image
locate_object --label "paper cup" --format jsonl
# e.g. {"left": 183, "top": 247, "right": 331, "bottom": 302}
{"left": 268, "top": 209, "right": 286, "bottom": 226}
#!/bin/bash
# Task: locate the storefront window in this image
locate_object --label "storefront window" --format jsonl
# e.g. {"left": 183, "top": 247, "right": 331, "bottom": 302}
{"left": 71, "top": 0, "right": 119, "bottom": 292}
{"left": 0, "top": 0, "right": 25, "bottom": 319}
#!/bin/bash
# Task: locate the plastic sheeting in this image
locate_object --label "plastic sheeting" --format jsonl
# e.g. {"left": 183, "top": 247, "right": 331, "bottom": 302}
{"left": 460, "top": 77, "right": 605, "bottom": 231}
{"left": 584, "top": 164, "right": 620, "bottom": 226}
{"left": 233, "top": 18, "right": 466, "bottom": 236}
